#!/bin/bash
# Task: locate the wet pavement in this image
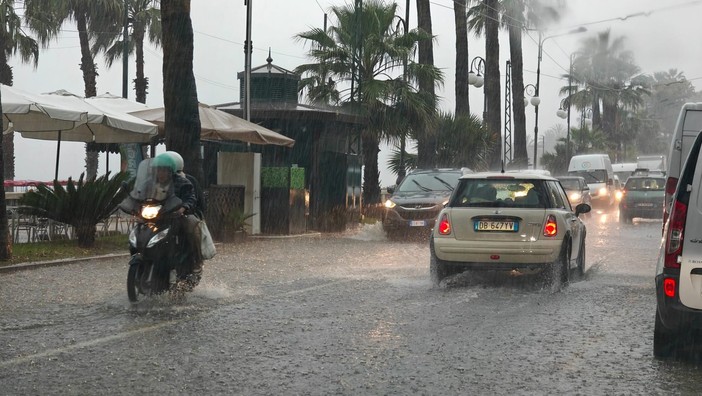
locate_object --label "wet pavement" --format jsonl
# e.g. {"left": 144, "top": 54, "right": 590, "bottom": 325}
{"left": 1, "top": 208, "right": 701, "bottom": 394}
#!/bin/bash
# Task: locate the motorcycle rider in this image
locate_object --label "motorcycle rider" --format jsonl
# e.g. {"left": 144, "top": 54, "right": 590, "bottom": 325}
{"left": 163, "top": 151, "right": 206, "bottom": 282}
{"left": 151, "top": 153, "right": 201, "bottom": 285}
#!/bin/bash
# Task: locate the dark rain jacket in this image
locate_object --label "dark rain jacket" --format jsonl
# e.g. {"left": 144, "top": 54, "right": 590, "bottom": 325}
{"left": 173, "top": 174, "right": 198, "bottom": 215}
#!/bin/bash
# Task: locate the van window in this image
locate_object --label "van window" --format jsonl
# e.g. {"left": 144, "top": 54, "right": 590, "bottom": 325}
{"left": 683, "top": 111, "right": 702, "bottom": 132}
{"left": 569, "top": 169, "right": 607, "bottom": 184}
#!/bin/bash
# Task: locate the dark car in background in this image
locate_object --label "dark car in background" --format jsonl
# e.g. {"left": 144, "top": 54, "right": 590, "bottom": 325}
{"left": 618, "top": 175, "right": 665, "bottom": 223}
{"left": 382, "top": 169, "right": 465, "bottom": 238}
{"left": 557, "top": 176, "right": 592, "bottom": 208}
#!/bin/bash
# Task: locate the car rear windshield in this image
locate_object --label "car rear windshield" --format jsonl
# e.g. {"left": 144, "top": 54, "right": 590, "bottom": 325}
{"left": 450, "top": 179, "right": 548, "bottom": 208}
{"left": 558, "top": 178, "right": 580, "bottom": 190}
{"left": 625, "top": 177, "right": 665, "bottom": 191}
{"left": 396, "top": 172, "right": 460, "bottom": 193}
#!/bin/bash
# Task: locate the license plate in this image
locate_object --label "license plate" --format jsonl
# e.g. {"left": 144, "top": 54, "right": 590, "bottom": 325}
{"left": 474, "top": 220, "right": 518, "bottom": 232}
{"left": 636, "top": 203, "right": 654, "bottom": 207}
{"left": 409, "top": 220, "right": 426, "bottom": 227}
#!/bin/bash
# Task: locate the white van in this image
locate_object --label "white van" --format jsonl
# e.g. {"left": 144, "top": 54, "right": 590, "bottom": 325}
{"left": 655, "top": 130, "right": 702, "bottom": 357}
{"left": 637, "top": 155, "right": 666, "bottom": 173}
{"left": 567, "top": 154, "right": 614, "bottom": 207}
{"left": 612, "top": 162, "right": 637, "bottom": 185}
{"left": 664, "top": 103, "right": 702, "bottom": 223}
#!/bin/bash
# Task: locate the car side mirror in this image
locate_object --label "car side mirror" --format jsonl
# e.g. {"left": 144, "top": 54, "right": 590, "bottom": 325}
{"left": 575, "top": 203, "right": 591, "bottom": 217}
{"left": 387, "top": 186, "right": 395, "bottom": 194}
{"left": 607, "top": 179, "right": 613, "bottom": 186}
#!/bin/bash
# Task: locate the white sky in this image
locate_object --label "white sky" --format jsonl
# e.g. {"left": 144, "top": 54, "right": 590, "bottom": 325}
{"left": 8, "top": 0, "right": 702, "bottom": 186}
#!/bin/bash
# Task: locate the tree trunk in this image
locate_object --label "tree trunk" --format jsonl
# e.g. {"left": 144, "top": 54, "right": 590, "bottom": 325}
{"left": 161, "top": 0, "right": 204, "bottom": 184}
{"left": 361, "top": 131, "right": 381, "bottom": 205}
{"left": 484, "top": 0, "right": 501, "bottom": 171}
{"left": 133, "top": 26, "right": 148, "bottom": 104}
{"left": 77, "top": 12, "right": 99, "bottom": 180}
{"left": 509, "top": 21, "right": 528, "bottom": 168}
{"left": 454, "top": 0, "right": 469, "bottom": 117}
{"left": 415, "top": 0, "right": 436, "bottom": 169}
{"left": 0, "top": 41, "right": 14, "bottom": 190}
{"left": 75, "top": 223, "right": 97, "bottom": 248}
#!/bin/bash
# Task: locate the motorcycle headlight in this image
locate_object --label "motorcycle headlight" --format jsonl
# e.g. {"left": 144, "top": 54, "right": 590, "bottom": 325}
{"left": 141, "top": 204, "right": 162, "bottom": 220}
{"left": 384, "top": 199, "right": 396, "bottom": 209}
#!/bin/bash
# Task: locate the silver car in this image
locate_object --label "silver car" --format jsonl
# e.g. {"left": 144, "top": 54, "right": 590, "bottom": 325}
{"left": 430, "top": 172, "right": 591, "bottom": 288}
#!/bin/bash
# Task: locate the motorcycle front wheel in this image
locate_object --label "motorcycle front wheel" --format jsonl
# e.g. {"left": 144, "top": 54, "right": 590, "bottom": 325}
{"left": 127, "top": 264, "right": 142, "bottom": 302}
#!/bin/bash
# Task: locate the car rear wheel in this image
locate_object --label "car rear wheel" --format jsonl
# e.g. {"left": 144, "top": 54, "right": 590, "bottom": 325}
{"left": 576, "top": 237, "right": 586, "bottom": 277}
{"left": 542, "top": 242, "right": 569, "bottom": 290}
{"left": 653, "top": 308, "right": 678, "bottom": 358}
{"left": 430, "top": 240, "right": 450, "bottom": 287}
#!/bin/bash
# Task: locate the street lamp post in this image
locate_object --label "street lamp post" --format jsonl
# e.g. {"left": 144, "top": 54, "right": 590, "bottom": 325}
{"left": 580, "top": 108, "right": 593, "bottom": 150}
{"left": 534, "top": 27, "right": 587, "bottom": 169}
{"left": 522, "top": 83, "right": 539, "bottom": 167}
{"left": 556, "top": 97, "right": 571, "bottom": 164}
{"left": 468, "top": 56, "right": 486, "bottom": 124}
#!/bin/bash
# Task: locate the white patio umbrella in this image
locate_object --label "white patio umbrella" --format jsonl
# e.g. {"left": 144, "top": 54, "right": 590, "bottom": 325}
{"left": 15, "top": 90, "right": 158, "bottom": 180}
{"left": 1, "top": 84, "right": 88, "bottom": 134}
{"left": 130, "top": 102, "right": 295, "bottom": 148}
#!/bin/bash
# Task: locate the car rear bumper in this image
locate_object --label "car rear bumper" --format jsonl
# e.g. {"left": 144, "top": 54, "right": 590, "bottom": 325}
{"left": 620, "top": 206, "right": 662, "bottom": 219}
{"left": 432, "top": 237, "right": 562, "bottom": 266}
{"left": 655, "top": 274, "right": 702, "bottom": 331}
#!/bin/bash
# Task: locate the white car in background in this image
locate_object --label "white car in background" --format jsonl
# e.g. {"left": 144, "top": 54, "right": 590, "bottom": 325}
{"left": 430, "top": 172, "right": 591, "bottom": 289}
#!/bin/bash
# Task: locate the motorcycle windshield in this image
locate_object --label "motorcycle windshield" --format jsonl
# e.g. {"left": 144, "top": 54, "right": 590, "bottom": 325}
{"left": 122, "top": 158, "right": 180, "bottom": 212}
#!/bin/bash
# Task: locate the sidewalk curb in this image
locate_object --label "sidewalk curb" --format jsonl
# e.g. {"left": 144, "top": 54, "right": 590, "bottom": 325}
{"left": 0, "top": 233, "right": 323, "bottom": 273}
{"left": 0, "top": 253, "right": 131, "bottom": 274}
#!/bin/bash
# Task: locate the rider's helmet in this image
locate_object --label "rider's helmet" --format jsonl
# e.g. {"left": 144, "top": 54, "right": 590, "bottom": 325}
{"left": 163, "top": 151, "right": 184, "bottom": 174}
{"left": 151, "top": 153, "right": 177, "bottom": 173}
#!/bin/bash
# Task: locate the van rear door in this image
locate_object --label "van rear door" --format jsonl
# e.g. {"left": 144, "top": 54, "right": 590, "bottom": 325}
{"left": 678, "top": 132, "right": 702, "bottom": 309}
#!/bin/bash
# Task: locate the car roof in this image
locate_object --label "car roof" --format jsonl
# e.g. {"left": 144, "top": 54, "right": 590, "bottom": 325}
{"left": 556, "top": 176, "right": 584, "bottom": 180}
{"left": 407, "top": 168, "right": 465, "bottom": 175}
{"left": 459, "top": 171, "right": 557, "bottom": 181}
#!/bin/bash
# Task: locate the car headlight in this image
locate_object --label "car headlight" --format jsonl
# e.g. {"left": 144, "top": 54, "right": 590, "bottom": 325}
{"left": 570, "top": 192, "right": 581, "bottom": 201}
{"left": 384, "top": 199, "right": 396, "bottom": 209}
{"left": 599, "top": 187, "right": 608, "bottom": 196}
{"left": 141, "top": 204, "right": 162, "bottom": 220}
{"left": 615, "top": 190, "right": 624, "bottom": 200}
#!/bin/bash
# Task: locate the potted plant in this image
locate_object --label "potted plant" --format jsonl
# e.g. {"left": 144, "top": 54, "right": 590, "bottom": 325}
{"left": 222, "top": 208, "right": 255, "bottom": 243}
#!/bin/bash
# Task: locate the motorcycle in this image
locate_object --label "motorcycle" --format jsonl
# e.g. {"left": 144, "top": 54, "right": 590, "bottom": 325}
{"left": 119, "top": 158, "right": 196, "bottom": 302}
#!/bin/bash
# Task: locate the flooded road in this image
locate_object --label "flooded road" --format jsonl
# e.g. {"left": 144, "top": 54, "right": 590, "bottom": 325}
{"left": 1, "top": 209, "right": 700, "bottom": 394}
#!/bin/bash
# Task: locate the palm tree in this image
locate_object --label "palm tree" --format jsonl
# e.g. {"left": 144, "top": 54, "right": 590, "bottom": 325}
{"left": 562, "top": 30, "right": 647, "bottom": 160}
{"left": 0, "top": 0, "right": 60, "bottom": 259}
{"left": 91, "top": 0, "right": 161, "bottom": 104}
{"left": 434, "top": 112, "right": 493, "bottom": 170}
{"left": 415, "top": 0, "right": 438, "bottom": 169}
{"left": 468, "top": 0, "right": 501, "bottom": 170}
{"left": 296, "top": 0, "right": 442, "bottom": 204}
{"left": 0, "top": 1, "right": 47, "bottom": 190}
{"left": 454, "top": 0, "right": 469, "bottom": 117}
{"left": 161, "top": 0, "right": 203, "bottom": 184}
{"left": 30, "top": 0, "right": 122, "bottom": 180}
{"left": 500, "top": 0, "right": 560, "bottom": 168}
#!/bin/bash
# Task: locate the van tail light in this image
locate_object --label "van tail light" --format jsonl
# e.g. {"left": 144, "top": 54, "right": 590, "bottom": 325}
{"left": 663, "top": 277, "right": 677, "bottom": 298}
{"left": 438, "top": 213, "right": 451, "bottom": 235}
{"left": 664, "top": 199, "right": 687, "bottom": 269}
{"left": 663, "top": 177, "right": 679, "bottom": 225}
{"left": 543, "top": 215, "right": 557, "bottom": 237}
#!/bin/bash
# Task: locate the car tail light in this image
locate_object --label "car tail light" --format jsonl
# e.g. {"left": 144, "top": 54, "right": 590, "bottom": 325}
{"left": 438, "top": 213, "right": 451, "bottom": 235}
{"left": 663, "top": 277, "right": 677, "bottom": 298}
{"left": 663, "top": 177, "right": 679, "bottom": 225}
{"left": 664, "top": 199, "right": 687, "bottom": 269}
{"left": 543, "top": 215, "right": 557, "bottom": 237}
